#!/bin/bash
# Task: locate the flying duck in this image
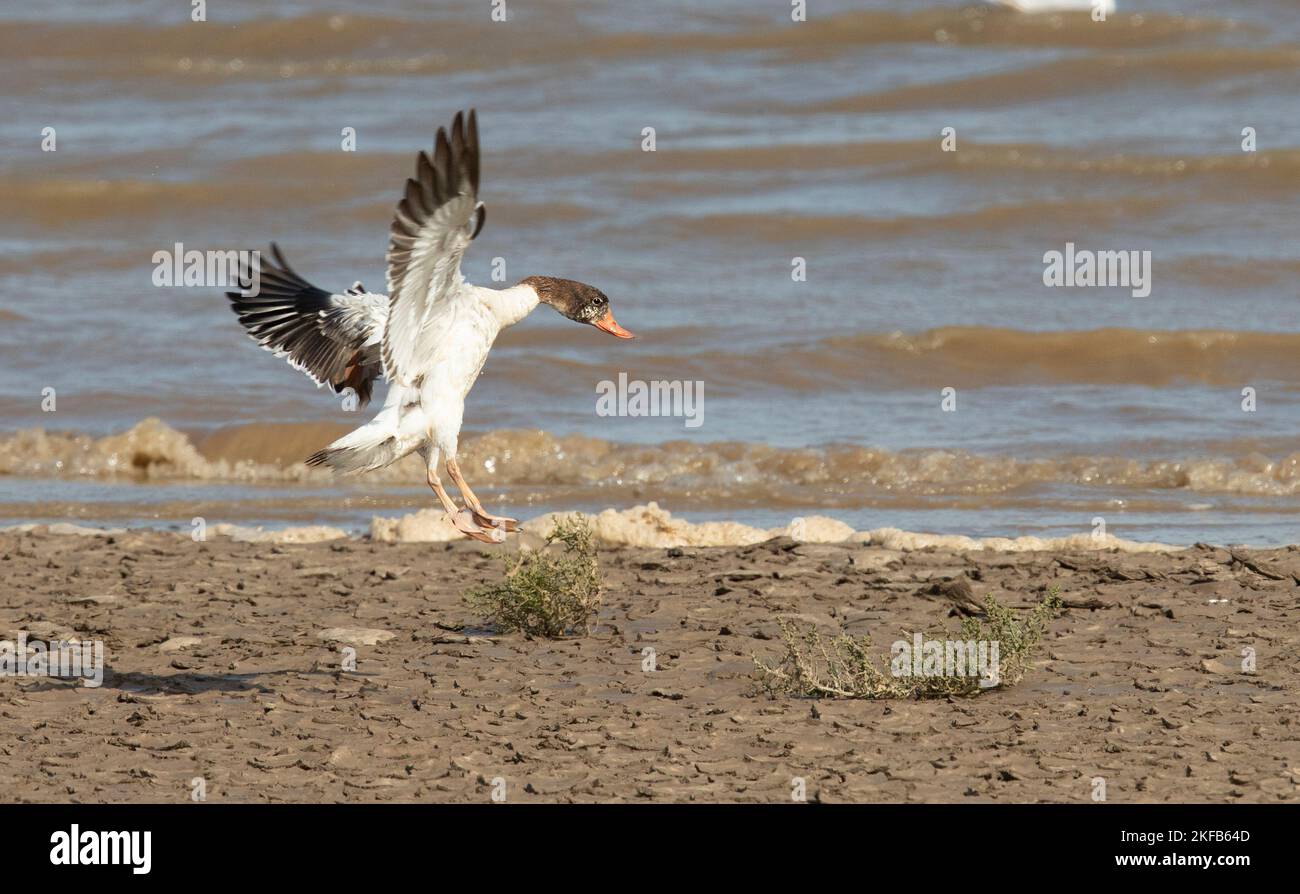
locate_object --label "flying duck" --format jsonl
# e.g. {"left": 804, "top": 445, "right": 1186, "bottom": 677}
{"left": 226, "top": 110, "right": 634, "bottom": 544}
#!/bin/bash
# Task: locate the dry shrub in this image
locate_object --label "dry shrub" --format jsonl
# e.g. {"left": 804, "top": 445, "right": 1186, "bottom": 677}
{"left": 754, "top": 588, "right": 1062, "bottom": 699}
{"left": 465, "top": 515, "right": 601, "bottom": 637}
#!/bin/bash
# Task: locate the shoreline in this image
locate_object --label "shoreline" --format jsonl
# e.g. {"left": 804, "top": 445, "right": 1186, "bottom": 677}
{"left": 4, "top": 416, "right": 1300, "bottom": 548}
{"left": 3, "top": 501, "right": 1189, "bottom": 552}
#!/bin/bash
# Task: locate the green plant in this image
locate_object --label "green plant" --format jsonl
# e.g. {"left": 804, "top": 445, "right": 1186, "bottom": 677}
{"left": 465, "top": 515, "right": 601, "bottom": 637}
{"left": 957, "top": 586, "right": 1062, "bottom": 689}
{"left": 754, "top": 587, "right": 1062, "bottom": 699}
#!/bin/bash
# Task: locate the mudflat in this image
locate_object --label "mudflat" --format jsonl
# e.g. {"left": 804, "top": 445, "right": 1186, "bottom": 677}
{"left": 0, "top": 529, "right": 1295, "bottom": 803}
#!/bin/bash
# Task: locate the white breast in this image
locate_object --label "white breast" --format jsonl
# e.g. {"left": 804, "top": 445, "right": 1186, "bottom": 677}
{"left": 427, "top": 300, "right": 500, "bottom": 400}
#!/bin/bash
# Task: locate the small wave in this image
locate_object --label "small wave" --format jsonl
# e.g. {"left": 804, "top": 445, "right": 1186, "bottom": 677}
{"left": 846, "top": 327, "right": 1300, "bottom": 389}
{"left": 0, "top": 14, "right": 443, "bottom": 63}
{"left": 4, "top": 417, "right": 1300, "bottom": 499}
{"left": 517, "top": 325, "right": 1300, "bottom": 393}
{"left": 5, "top": 177, "right": 330, "bottom": 229}
{"left": 0, "top": 9, "right": 1245, "bottom": 91}
{"left": 816, "top": 46, "right": 1300, "bottom": 113}
{"left": 673, "top": 195, "right": 1174, "bottom": 242}
{"left": 11, "top": 141, "right": 1296, "bottom": 235}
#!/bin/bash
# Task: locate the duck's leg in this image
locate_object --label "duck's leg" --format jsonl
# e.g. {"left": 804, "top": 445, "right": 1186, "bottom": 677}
{"left": 446, "top": 457, "right": 520, "bottom": 532}
{"left": 426, "top": 463, "right": 504, "bottom": 544}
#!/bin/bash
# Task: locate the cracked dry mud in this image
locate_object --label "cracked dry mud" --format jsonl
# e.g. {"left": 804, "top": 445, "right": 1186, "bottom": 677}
{"left": 0, "top": 530, "right": 1296, "bottom": 803}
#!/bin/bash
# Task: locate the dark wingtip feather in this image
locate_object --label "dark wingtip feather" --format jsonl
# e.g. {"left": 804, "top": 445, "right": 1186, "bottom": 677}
{"left": 467, "top": 109, "right": 480, "bottom": 192}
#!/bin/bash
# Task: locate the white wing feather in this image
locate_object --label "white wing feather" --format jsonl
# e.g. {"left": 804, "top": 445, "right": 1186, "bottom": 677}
{"left": 381, "top": 110, "right": 485, "bottom": 387}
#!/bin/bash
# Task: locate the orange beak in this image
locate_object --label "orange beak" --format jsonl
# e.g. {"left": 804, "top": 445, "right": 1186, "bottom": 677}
{"left": 592, "top": 310, "right": 635, "bottom": 339}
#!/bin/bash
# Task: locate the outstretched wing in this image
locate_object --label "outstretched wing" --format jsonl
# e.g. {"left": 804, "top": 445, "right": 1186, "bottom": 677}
{"left": 226, "top": 243, "right": 387, "bottom": 407}
{"left": 381, "top": 109, "right": 486, "bottom": 387}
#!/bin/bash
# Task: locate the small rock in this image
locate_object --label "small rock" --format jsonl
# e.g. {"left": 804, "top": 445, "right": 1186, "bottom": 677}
{"left": 317, "top": 627, "right": 396, "bottom": 646}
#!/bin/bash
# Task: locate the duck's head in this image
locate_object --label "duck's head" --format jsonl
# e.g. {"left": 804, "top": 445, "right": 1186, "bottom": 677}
{"left": 522, "top": 275, "right": 634, "bottom": 339}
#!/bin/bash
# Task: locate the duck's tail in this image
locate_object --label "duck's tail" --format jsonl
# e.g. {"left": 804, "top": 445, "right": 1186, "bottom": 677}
{"left": 305, "top": 420, "right": 405, "bottom": 474}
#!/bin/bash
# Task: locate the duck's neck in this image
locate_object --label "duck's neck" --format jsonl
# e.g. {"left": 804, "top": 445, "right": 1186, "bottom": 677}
{"left": 480, "top": 282, "right": 540, "bottom": 329}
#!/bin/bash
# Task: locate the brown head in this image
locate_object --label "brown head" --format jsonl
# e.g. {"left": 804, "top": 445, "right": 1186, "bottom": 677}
{"left": 521, "top": 276, "right": 634, "bottom": 339}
